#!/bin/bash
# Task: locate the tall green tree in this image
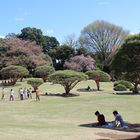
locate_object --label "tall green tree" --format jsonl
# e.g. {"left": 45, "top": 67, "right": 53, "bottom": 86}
{"left": 79, "top": 20, "right": 129, "bottom": 71}
{"left": 18, "top": 27, "right": 44, "bottom": 45}
{"left": 42, "top": 36, "right": 59, "bottom": 53}
{"left": 111, "top": 34, "right": 140, "bottom": 93}
{"left": 17, "top": 27, "right": 59, "bottom": 53}
{"left": 52, "top": 45, "right": 75, "bottom": 70}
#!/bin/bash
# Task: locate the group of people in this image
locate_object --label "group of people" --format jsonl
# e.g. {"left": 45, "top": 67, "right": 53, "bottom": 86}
{"left": 0, "top": 87, "right": 128, "bottom": 128}
{"left": 1, "top": 87, "right": 41, "bottom": 101}
{"left": 94, "top": 110, "right": 127, "bottom": 128}
{"left": 18, "top": 88, "right": 32, "bottom": 100}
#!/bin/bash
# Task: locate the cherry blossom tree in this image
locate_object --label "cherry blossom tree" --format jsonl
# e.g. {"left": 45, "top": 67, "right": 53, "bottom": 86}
{"left": 64, "top": 54, "right": 95, "bottom": 72}
{"left": 1, "top": 38, "right": 51, "bottom": 70}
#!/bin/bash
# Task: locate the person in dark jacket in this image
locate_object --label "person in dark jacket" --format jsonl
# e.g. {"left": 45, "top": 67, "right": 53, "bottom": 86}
{"left": 94, "top": 111, "right": 106, "bottom": 126}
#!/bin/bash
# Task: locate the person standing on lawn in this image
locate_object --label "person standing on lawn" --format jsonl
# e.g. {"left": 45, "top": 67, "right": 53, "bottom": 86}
{"left": 35, "top": 88, "right": 40, "bottom": 101}
{"left": 1, "top": 87, "right": 5, "bottom": 101}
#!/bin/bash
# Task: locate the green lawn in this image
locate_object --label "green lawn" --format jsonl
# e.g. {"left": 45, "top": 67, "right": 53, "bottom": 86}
{"left": 0, "top": 80, "right": 140, "bottom": 140}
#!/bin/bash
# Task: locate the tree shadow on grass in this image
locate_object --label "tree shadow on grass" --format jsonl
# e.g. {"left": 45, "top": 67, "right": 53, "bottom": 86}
{"left": 79, "top": 122, "right": 140, "bottom": 140}
{"left": 77, "top": 88, "right": 103, "bottom": 92}
{"left": 96, "top": 134, "right": 140, "bottom": 140}
{"left": 41, "top": 93, "right": 80, "bottom": 97}
{"left": 113, "top": 92, "right": 140, "bottom": 95}
{"left": 79, "top": 122, "right": 140, "bottom": 133}
{"left": 0, "top": 83, "right": 22, "bottom": 88}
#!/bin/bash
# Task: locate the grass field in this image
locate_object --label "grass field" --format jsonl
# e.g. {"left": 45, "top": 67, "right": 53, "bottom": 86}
{"left": 0, "top": 80, "right": 140, "bottom": 140}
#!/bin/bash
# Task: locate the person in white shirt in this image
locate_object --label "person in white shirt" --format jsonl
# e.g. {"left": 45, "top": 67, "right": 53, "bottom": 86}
{"left": 9, "top": 89, "right": 14, "bottom": 101}
{"left": 23, "top": 88, "right": 27, "bottom": 99}
{"left": 19, "top": 88, "right": 24, "bottom": 100}
{"left": 29, "top": 88, "right": 32, "bottom": 99}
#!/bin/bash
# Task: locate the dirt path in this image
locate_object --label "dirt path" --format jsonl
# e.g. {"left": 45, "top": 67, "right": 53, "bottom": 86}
{"left": 97, "top": 131, "right": 140, "bottom": 140}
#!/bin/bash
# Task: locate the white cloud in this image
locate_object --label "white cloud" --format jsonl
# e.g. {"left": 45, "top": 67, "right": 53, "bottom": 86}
{"left": 130, "top": 32, "right": 135, "bottom": 35}
{"left": 15, "top": 17, "right": 24, "bottom": 21}
{"left": 46, "top": 29, "right": 54, "bottom": 34}
{"left": 0, "top": 35, "right": 5, "bottom": 38}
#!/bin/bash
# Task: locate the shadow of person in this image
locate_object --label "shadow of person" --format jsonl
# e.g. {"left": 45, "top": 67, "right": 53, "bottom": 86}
{"left": 79, "top": 122, "right": 140, "bottom": 133}
{"left": 77, "top": 88, "right": 96, "bottom": 92}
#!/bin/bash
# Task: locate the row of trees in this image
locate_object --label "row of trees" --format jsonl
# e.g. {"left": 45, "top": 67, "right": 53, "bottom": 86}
{"left": 0, "top": 20, "right": 139, "bottom": 93}
{"left": 0, "top": 37, "right": 94, "bottom": 72}
{"left": 0, "top": 20, "right": 129, "bottom": 72}
{"left": 0, "top": 65, "right": 110, "bottom": 95}
{"left": 21, "top": 32, "right": 140, "bottom": 94}
{"left": 1, "top": 33, "right": 139, "bottom": 94}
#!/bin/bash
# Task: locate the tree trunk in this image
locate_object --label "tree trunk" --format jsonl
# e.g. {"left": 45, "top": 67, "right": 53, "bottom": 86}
{"left": 95, "top": 81, "right": 100, "bottom": 91}
{"left": 34, "top": 86, "right": 38, "bottom": 91}
{"left": 133, "top": 82, "right": 139, "bottom": 94}
{"left": 20, "top": 77, "right": 23, "bottom": 82}
{"left": 65, "top": 86, "right": 71, "bottom": 95}
{"left": 12, "top": 80, "right": 16, "bottom": 85}
{"left": 43, "top": 78, "right": 47, "bottom": 82}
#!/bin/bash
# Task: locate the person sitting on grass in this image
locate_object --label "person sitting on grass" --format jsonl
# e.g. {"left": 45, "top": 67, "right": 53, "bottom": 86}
{"left": 94, "top": 111, "right": 107, "bottom": 126}
{"left": 85, "top": 86, "right": 91, "bottom": 91}
{"left": 113, "top": 111, "right": 125, "bottom": 128}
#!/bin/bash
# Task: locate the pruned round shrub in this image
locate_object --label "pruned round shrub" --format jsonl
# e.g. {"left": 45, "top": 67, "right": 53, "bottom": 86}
{"left": 114, "top": 80, "right": 133, "bottom": 89}
{"left": 27, "top": 78, "right": 44, "bottom": 90}
{"left": 86, "top": 70, "right": 111, "bottom": 82}
{"left": 0, "top": 65, "right": 29, "bottom": 85}
{"left": 86, "top": 70, "right": 111, "bottom": 90}
{"left": 114, "top": 84, "right": 127, "bottom": 91}
{"left": 49, "top": 70, "right": 88, "bottom": 95}
{"left": 35, "top": 65, "right": 55, "bottom": 82}
{"left": 98, "top": 71, "right": 111, "bottom": 82}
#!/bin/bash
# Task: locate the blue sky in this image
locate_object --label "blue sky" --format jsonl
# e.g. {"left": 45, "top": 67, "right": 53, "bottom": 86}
{"left": 0, "top": 0, "right": 140, "bottom": 43}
